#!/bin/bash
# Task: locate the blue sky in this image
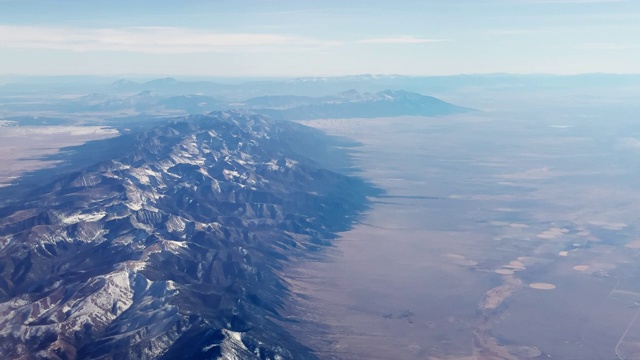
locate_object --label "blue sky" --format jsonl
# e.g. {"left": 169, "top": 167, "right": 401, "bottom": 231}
{"left": 0, "top": 0, "right": 639, "bottom": 76}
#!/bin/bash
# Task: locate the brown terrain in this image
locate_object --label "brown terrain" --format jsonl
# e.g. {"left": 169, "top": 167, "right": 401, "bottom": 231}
{"left": 285, "top": 96, "right": 640, "bottom": 359}
{"left": 0, "top": 125, "right": 119, "bottom": 187}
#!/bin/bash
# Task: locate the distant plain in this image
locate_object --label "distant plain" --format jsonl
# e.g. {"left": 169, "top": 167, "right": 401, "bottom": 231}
{"left": 288, "top": 92, "right": 640, "bottom": 359}
{"left": 0, "top": 126, "right": 118, "bottom": 187}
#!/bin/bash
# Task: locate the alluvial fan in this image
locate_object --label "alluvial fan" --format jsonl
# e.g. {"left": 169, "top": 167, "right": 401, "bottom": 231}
{"left": 0, "top": 112, "right": 373, "bottom": 359}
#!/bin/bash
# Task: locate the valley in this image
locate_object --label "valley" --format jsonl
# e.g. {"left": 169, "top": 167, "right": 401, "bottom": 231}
{"left": 288, "top": 98, "right": 640, "bottom": 359}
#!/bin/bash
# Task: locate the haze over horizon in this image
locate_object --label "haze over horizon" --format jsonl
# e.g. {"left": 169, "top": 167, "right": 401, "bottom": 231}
{"left": 1, "top": 0, "right": 639, "bottom": 77}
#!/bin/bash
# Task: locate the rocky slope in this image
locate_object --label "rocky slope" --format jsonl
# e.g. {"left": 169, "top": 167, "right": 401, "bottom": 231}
{"left": 0, "top": 112, "right": 374, "bottom": 359}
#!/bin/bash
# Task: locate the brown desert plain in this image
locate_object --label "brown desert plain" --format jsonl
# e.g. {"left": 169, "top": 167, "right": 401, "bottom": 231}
{"left": 0, "top": 125, "right": 118, "bottom": 188}
{"left": 282, "top": 94, "right": 640, "bottom": 359}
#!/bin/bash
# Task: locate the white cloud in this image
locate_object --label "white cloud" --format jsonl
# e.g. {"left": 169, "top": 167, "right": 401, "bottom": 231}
{"left": 579, "top": 42, "right": 639, "bottom": 50}
{"left": 0, "top": 25, "right": 342, "bottom": 54}
{"left": 358, "top": 36, "right": 448, "bottom": 44}
{"left": 485, "top": 29, "right": 541, "bottom": 36}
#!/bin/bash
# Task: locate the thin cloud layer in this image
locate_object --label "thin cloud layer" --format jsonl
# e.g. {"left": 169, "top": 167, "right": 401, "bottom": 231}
{"left": 580, "top": 42, "right": 639, "bottom": 50}
{"left": 0, "top": 25, "right": 341, "bottom": 53}
{"left": 359, "top": 36, "right": 447, "bottom": 44}
{"left": 0, "top": 0, "right": 638, "bottom": 75}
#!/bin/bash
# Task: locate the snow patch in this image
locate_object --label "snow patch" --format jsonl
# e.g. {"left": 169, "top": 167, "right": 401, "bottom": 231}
{"left": 219, "top": 329, "right": 249, "bottom": 360}
{"left": 223, "top": 169, "right": 240, "bottom": 180}
{"left": 284, "top": 159, "right": 298, "bottom": 168}
{"left": 125, "top": 260, "right": 147, "bottom": 272}
{"left": 165, "top": 280, "right": 178, "bottom": 291}
{"left": 61, "top": 211, "right": 106, "bottom": 225}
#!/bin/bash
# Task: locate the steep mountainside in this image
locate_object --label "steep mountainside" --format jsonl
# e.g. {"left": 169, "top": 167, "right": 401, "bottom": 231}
{"left": 0, "top": 112, "right": 374, "bottom": 359}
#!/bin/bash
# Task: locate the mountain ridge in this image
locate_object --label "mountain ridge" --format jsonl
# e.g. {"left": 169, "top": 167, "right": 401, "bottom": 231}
{"left": 0, "top": 111, "right": 377, "bottom": 359}
{"left": 249, "top": 89, "right": 472, "bottom": 120}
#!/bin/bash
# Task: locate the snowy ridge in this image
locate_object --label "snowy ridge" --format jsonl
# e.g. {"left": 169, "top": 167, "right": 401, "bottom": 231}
{"left": 0, "top": 111, "right": 374, "bottom": 359}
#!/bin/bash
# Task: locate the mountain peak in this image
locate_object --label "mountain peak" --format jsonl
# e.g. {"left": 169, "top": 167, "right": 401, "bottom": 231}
{"left": 111, "top": 79, "right": 139, "bottom": 87}
{"left": 336, "top": 89, "right": 361, "bottom": 98}
{"left": 145, "top": 77, "right": 180, "bottom": 85}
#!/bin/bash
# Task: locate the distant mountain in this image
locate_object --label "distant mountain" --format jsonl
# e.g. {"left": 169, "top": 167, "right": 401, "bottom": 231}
{"left": 110, "top": 79, "right": 140, "bottom": 92}
{"left": 1, "top": 88, "right": 470, "bottom": 126}
{"left": 144, "top": 77, "right": 181, "bottom": 87}
{"left": 3, "top": 74, "right": 640, "bottom": 99}
{"left": 243, "top": 89, "right": 472, "bottom": 120}
{"left": 0, "top": 112, "right": 375, "bottom": 359}
{"left": 56, "top": 91, "right": 225, "bottom": 114}
{"left": 3, "top": 88, "right": 468, "bottom": 123}
{"left": 159, "top": 94, "right": 226, "bottom": 113}
{"left": 107, "top": 78, "right": 237, "bottom": 96}
{"left": 242, "top": 94, "right": 327, "bottom": 109}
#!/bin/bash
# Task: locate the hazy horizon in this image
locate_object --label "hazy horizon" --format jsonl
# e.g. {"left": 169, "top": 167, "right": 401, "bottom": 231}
{"left": 2, "top": 72, "right": 640, "bottom": 83}
{"left": 1, "top": 0, "right": 639, "bottom": 76}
